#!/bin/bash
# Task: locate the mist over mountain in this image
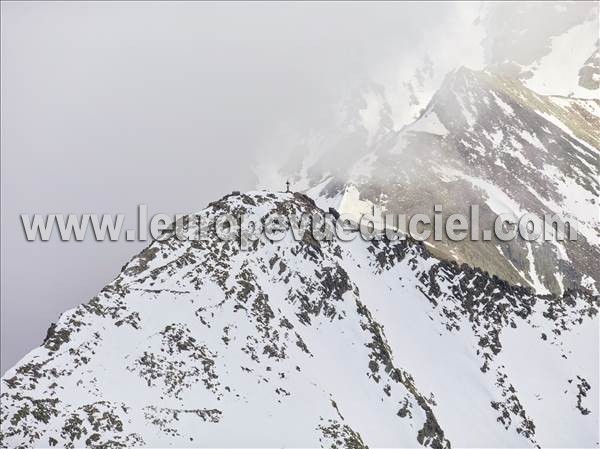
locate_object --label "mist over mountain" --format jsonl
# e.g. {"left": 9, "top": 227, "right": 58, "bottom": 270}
{"left": 1, "top": 2, "right": 599, "bottom": 448}
{"left": 257, "top": 2, "right": 599, "bottom": 297}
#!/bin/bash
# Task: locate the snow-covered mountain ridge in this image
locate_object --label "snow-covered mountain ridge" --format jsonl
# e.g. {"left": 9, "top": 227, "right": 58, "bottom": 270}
{"left": 2, "top": 191, "right": 598, "bottom": 448}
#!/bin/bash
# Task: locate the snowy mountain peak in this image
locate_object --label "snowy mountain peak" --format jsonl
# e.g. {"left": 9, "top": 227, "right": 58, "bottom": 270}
{"left": 2, "top": 191, "right": 598, "bottom": 448}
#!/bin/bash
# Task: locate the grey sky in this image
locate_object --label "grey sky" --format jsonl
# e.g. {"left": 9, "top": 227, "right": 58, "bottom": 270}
{"left": 1, "top": 1, "right": 595, "bottom": 373}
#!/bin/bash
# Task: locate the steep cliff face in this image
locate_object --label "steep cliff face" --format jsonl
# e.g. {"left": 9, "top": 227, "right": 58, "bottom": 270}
{"left": 2, "top": 192, "right": 597, "bottom": 448}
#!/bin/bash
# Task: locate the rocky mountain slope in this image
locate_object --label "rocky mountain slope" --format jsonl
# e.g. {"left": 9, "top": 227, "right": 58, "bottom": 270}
{"left": 258, "top": 2, "right": 599, "bottom": 297}
{"left": 1, "top": 192, "right": 598, "bottom": 448}
{"left": 266, "top": 67, "right": 599, "bottom": 297}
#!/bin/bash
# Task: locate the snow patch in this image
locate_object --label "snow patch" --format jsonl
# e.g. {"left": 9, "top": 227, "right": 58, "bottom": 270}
{"left": 406, "top": 111, "right": 448, "bottom": 136}
{"left": 524, "top": 18, "right": 600, "bottom": 99}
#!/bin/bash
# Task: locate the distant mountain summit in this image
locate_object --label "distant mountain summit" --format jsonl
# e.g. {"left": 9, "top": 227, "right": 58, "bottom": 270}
{"left": 257, "top": 3, "right": 599, "bottom": 297}
{"left": 263, "top": 67, "right": 599, "bottom": 296}
{"left": 1, "top": 192, "right": 598, "bottom": 448}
